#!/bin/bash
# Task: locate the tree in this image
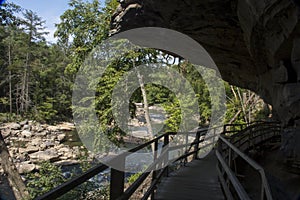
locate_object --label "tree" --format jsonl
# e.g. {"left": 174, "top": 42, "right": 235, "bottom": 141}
{"left": 18, "top": 10, "right": 48, "bottom": 113}
{"left": 31, "top": 44, "right": 72, "bottom": 123}
{"left": 55, "top": 0, "right": 117, "bottom": 76}
{"left": 0, "top": 2, "right": 21, "bottom": 117}
{"left": 225, "top": 84, "right": 266, "bottom": 126}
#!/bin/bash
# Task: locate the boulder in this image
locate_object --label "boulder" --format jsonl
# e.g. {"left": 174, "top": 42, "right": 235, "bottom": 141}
{"left": 18, "top": 148, "right": 27, "bottom": 154}
{"left": 17, "top": 162, "right": 36, "bottom": 174}
{"left": 39, "top": 143, "right": 47, "bottom": 151}
{"left": 30, "top": 138, "right": 42, "bottom": 146}
{"left": 57, "top": 134, "right": 66, "bottom": 142}
{"left": 47, "top": 125, "right": 60, "bottom": 132}
{"left": 17, "top": 137, "right": 30, "bottom": 143}
{"left": 58, "top": 147, "right": 70, "bottom": 153}
{"left": 29, "top": 149, "right": 59, "bottom": 162}
{"left": 65, "top": 152, "right": 74, "bottom": 159}
{"left": 23, "top": 125, "right": 31, "bottom": 130}
{"left": 35, "top": 131, "right": 47, "bottom": 137}
{"left": 16, "top": 154, "right": 27, "bottom": 162}
{"left": 10, "top": 123, "right": 21, "bottom": 130}
{"left": 59, "top": 126, "right": 73, "bottom": 131}
{"left": 19, "top": 120, "right": 28, "bottom": 126}
{"left": 37, "top": 126, "right": 45, "bottom": 132}
{"left": 25, "top": 145, "right": 39, "bottom": 154}
{"left": 59, "top": 156, "right": 68, "bottom": 160}
{"left": 54, "top": 160, "right": 79, "bottom": 166}
{"left": 21, "top": 130, "right": 32, "bottom": 138}
{"left": 1, "top": 129, "right": 11, "bottom": 139}
{"left": 43, "top": 141, "right": 55, "bottom": 148}
{"left": 58, "top": 122, "right": 75, "bottom": 131}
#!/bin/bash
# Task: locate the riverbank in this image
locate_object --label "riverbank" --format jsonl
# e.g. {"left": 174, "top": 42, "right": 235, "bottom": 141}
{"left": 0, "top": 105, "right": 168, "bottom": 199}
{"left": 0, "top": 120, "right": 86, "bottom": 175}
{"left": 0, "top": 105, "right": 166, "bottom": 174}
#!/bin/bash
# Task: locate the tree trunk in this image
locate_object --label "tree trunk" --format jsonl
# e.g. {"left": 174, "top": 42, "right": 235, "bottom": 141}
{"left": 135, "top": 67, "right": 153, "bottom": 138}
{"left": 237, "top": 88, "right": 248, "bottom": 124}
{"left": 8, "top": 41, "right": 12, "bottom": 116}
{"left": 24, "top": 52, "right": 30, "bottom": 113}
{"left": 134, "top": 61, "right": 155, "bottom": 154}
{"left": 0, "top": 131, "right": 29, "bottom": 200}
{"left": 16, "top": 84, "right": 19, "bottom": 116}
{"left": 228, "top": 92, "right": 256, "bottom": 124}
{"left": 20, "top": 62, "right": 26, "bottom": 114}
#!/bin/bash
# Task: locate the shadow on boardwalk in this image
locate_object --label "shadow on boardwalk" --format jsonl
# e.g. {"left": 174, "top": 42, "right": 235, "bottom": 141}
{"left": 155, "top": 151, "right": 224, "bottom": 200}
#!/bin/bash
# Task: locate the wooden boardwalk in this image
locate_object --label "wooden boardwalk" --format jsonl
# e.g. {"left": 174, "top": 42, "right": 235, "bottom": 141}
{"left": 155, "top": 151, "right": 225, "bottom": 200}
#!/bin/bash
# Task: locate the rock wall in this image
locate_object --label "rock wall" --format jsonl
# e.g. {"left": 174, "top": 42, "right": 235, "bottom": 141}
{"left": 110, "top": 0, "right": 300, "bottom": 127}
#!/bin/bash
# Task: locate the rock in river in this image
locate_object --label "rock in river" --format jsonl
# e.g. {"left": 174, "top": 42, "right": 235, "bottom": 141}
{"left": 21, "top": 130, "right": 32, "bottom": 138}
{"left": 29, "top": 149, "right": 59, "bottom": 162}
{"left": 17, "top": 162, "right": 36, "bottom": 174}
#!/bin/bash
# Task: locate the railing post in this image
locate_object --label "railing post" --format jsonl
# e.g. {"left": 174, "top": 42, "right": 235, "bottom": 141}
{"left": 151, "top": 140, "right": 159, "bottom": 200}
{"left": 261, "top": 181, "right": 265, "bottom": 200}
{"left": 193, "top": 131, "right": 201, "bottom": 159}
{"left": 163, "top": 134, "right": 170, "bottom": 176}
{"left": 226, "top": 147, "right": 232, "bottom": 190}
{"left": 247, "top": 127, "right": 251, "bottom": 149}
{"left": 228, "top": 148, "right": 232, "bottom": 169}
{"left": 110, "top": 155, "right": 125, "bottom": 200}
{"left": 213, "top": 128, "right": 216, "bottom": 147}
{"left": 223, "top": 125, "right": 227, "bottom": 134}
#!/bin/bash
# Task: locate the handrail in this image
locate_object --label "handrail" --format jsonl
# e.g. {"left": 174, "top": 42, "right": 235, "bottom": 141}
{"left": 218, "top": 135, "right": 273, "bottom": 200}
{"left": 138, "top": 126, "right": 222, "bottom": 200}
{"left": 35, "top": 126, "right": 217, "bottom": 200}
{"left": 223, "top": 121, "right": 280, "bottom": 136}
{"left": 35, "top": 164, "right": 109, "bottom": 200}
{"left": 35, "top": 131, "right": 173, "bottom": 200}
{"left": 216, "top": 121, "right": 281, "bottom": 200}
{"left": 36, "top": 121, "right": 279, "bottom": 200}
{"left": 118, "top": 126, "right": 221, "bottom": 200}
{"left": 216, "top": 150, "right": 251, "bottom": 200}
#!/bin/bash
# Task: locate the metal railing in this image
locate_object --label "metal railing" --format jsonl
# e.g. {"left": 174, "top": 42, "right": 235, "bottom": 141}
{"left": 36, "top": 121, "right": 280, "bottom": 200}
{"left": 35, "top": 126, "right": 220, "bottom": 200}
{"left": 216, "top": 121, "right": 281, "bottom": 200}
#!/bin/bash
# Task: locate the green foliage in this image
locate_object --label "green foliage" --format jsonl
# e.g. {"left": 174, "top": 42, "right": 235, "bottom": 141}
{"left": 35, "top": 97, "right": 58, "bottom": 123}
{"left": 0, "top": 112, "right": 23, "bottom": 122}
{"left": 163, "top": 99, "right": 182, "bottom": 132}
{"left": 55, "top": 0, "right": 118, "bottom": 75}
{"left": 223, "top": 83, "right": 267, "bottom": 128}
{"left": 0, "top": 2, "right": 73, "bottom": 122}
{"left": 26, "top": 162, "right": 66, "bottom": 199}
{"left": 127, "top": 172, "right": 143, "bottom": 184}
{"left": 25, "top": 157, "right": 109, "bottom": 200}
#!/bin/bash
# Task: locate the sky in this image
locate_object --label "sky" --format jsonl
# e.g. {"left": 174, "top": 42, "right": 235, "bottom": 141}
{"left": 8, "top": 0, "right": 106, "bottom": 43}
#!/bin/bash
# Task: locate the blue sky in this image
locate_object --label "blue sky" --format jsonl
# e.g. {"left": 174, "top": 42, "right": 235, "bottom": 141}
{"left": 9, "top": 0, "right": 106, "bottom": 43}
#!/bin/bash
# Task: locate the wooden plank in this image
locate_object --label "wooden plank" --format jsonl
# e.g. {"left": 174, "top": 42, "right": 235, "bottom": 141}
{"left": 155, "top": 152, "right": 225, "bottom": 200}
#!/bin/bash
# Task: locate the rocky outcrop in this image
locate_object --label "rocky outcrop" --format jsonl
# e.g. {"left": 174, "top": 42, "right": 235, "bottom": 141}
{"left": 0, "top": 121, "right": 85, "bottom": 174}
{"left": 110, "top": 0, "right": 300, "bottom": 127}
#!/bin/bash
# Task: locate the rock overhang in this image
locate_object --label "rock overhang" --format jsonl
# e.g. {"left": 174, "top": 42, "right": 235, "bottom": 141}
{"left": 110, "top": 0, "right": 300, "bottom": 126}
